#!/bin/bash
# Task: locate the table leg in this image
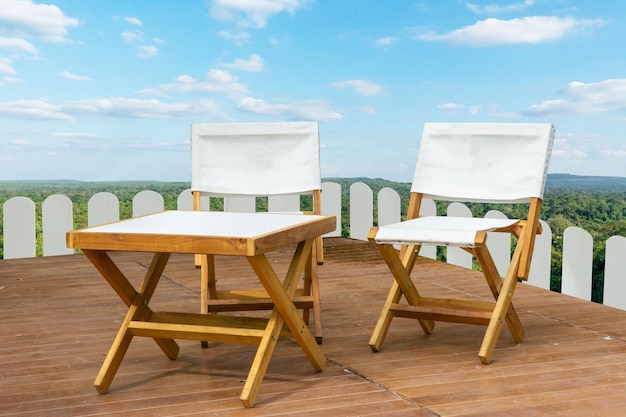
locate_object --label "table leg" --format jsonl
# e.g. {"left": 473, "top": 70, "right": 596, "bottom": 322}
{"left": 84, "top": 251, "right": 179, "bottom": 393}
{"left": 242, "top": 239, "right": 325, "bottom": 407}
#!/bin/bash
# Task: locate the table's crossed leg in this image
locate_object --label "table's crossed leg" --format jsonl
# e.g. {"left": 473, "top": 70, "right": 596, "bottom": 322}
{"left": 82, "top": 250, "right": 178, "bottom": 394}
{"left": 243, "top": 238, "right": 325, "bottom": 407}
{"left": 83, "top": 238, "right": 325, "bottom": 408}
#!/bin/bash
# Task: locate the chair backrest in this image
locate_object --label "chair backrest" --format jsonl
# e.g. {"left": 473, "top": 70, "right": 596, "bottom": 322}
{"left": 191, "top": 121, "right": 321, "bottom": 197}
{"left": 412, "top": 123, "right": 555, "bottom": 204}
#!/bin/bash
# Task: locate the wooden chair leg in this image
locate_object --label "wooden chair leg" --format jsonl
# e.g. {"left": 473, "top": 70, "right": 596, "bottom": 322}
{"left": 303, "top": 256, "right": 312, "bottom": 326}
{"left": 369, "top": 280, "right": 403, "bottom": 352}
{"left": 300, "top": 241, "right": 322, "bottom": 343}
{"left": 308, "top": 245, "right": 323, "bottom": 344}
{"left": 200, "top": 254, "right": 216, "bottom": 348}
{"left": 475, "top": 246, "right": 525, "bottom": 344}
{"left": 369, "top": 244, "right": 434, "bottom": 352}
{"left": 479, "top": 267, "right": 520, "bottom": 364}
{"left": 475, "top": 240, "right": 527, "bottom": 364}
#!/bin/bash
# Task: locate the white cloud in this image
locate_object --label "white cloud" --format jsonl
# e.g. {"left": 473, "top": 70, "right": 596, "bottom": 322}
{"left": 417, "top": 16, "right": 604, "bottom": 46}
{"left": 331, "top": 80, "right": 384, "bottom": 96}
{"left": 466, "top": 0, "right": 535, "bottom": 15}
{"left": 438, "top": 102, "right": 465, "bottom": 110}
{"left": 58, "top": 71, "right": 93, "bottom": 81}
{"left": 209, "top": 0, "right": 311, "bottom": 28}
{"left": 524, "top": 79, "right": 626, "bottom": 116}
{"left": 551, "top": 135, "right": 588, "bottom": 158}
{"left": 359, "top": 105, "right": 376, "bottom": 115}
{"left": 217, "top": 30, "right": 252, "bottom": 46}
{"left": 119, "top": 27, "right": 159, "bottom": 58}
{"left": 137, "top": 44, "right": 159, "bottom": 59}
{"left": 206, "top": 69, "right": 237, "bottom": 84}
{"left": 0, "top": 96, "right": 224, "bottom": 120}
{"left": 52, "top": 131, "right": 102, "bottom": 139}
{"left": 136, "top": 69, "right": 248, "bottom": 97}
{"left": 468, "top": 105, "right": 482, "bottom": 115}
{"left": 552, "top": 148, "right": 587, "bottom": 158}
{"left": 64, "top": 97, "right": 222, "bottom": 119}
{"left": 0, "top": 0, "right": 79, "bottom": 42}
{"left": 220, "top": 53, "right": 264, "bottom": 72}
{"left": 0, "top": 57, "right": 16, "bottom": 75}
{"left": 438, "top": 102, "right": 488, "bottom": 116}
{"left": 125, "top": 16, "right": 143, "bottom": 26}
{"left": 0, "top": 36, "right": 38, "bottom": 53}
{"left": 603, "top": 149, "right": 626, "bottom": 158}
{"left": 238, "top": 96, "right": 343, "bottom": 121}
{"left": 486, "top": 106, "right": 519, "bottom": 119}
{"left": 121, "top": 30, "right": 144, "bottom": 43}
{"left": 116, "top": 16, "right": 161, "bottom": 58}
{"left": 1, "top": 76, "right": 24, "bottom": 84}
{"left": 0, "top": 99, "right": 71, "bottom": 120}
{"left": 374, "top": 37, "right": 398, "bottom": 46}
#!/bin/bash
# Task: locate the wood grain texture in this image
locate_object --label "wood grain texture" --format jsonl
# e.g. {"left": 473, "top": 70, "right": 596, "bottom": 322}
{"left": 2, "top": 237, "right": 626, "bottom": 415}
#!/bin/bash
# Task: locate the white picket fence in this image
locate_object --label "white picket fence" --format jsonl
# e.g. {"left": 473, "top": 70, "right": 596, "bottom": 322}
{"left": 3, "top": 182, "right": 626, "bottom": 310}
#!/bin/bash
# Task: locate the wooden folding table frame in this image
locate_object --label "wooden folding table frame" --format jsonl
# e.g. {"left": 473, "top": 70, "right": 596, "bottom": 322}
{"left": 67, "top": 210, "right": 335, "bottom": 408}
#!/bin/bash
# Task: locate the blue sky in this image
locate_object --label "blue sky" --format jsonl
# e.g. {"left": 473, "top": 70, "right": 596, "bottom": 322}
{"left": 1, "top": 0, "right": 625, "bottom": 182}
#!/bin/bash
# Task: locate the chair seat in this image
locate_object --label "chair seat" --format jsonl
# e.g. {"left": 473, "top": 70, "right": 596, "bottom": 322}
{"left": 374, "top": 216, "right": 519, "bottom": 247}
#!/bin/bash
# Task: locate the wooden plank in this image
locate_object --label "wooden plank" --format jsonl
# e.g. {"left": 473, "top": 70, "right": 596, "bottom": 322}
{"left": 128, "top": 319, "right": 266, "bottom": 344}
{"left": 390, "top": 297, "right": 494, "bottom": 325}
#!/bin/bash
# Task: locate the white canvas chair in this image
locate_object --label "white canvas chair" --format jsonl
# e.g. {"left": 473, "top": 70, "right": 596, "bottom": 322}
{"left": 190, "top": 121, "right": 325, "bottom": 344}
{"left": 368, "top": 123, "right": 555, "bottom": 364}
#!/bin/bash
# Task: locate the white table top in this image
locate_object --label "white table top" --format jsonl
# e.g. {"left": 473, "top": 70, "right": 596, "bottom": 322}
{"left": 67, "top": 210, "right": 336, "bottom": 256}
{"left": 80, "top": 210, "right": 324, "bottom": 238}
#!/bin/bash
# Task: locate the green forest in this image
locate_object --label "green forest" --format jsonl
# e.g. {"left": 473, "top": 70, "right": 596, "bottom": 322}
{"left": 1, "top": 175, "right": 626, "bottom": 303}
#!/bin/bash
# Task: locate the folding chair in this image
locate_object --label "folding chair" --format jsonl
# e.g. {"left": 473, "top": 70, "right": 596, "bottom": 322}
{"left": 190, "top": 121, "right": 325, "bottom": 344}
{"left": 368, "top": 123, "right": 555, "bottom": 364}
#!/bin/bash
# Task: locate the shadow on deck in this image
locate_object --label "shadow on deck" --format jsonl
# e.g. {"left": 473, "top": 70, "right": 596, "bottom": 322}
{"left": 2, "top": 237, "right": 626, "bottom": 416}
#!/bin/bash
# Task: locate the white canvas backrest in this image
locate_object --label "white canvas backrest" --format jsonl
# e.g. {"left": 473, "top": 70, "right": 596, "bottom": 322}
{"left": 191, "top": 122, "right": 321, "bottom": 196}
{"left": 412, "top": 123, "right": 555, "bottom": 203}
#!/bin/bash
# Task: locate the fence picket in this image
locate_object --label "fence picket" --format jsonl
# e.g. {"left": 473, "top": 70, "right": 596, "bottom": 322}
{"left": 268, "top": 194, "right": 300, "bottom": 212}
{"left": 2, "top": 197, "right": 36, "bottom": 259}
{"left": 132, "top": 190, "right": 164, "bottom": 217}
{"left": 349, "top": 182, "right": 373, "bottom": 241}
{"left": 378, "top": 187, "right": 400, "bottom": 227}
{"left": 485, "top": 210, "right": 512, "bottom": 277}
{"left": 88, "top": 192, "right": 119, "bottom": 226}
{"left": 526, "top": 220, "right": 552, "bottom": 290}
{"left": 446, "top": 202, "right": 473, "bottom": 269}
{"left": 321, "top": 182, "right": 342, "bottom": 237}
{"left": 177, "top": 189, "right": 194, "bottom": 211}
{"left": 603, "top": 235, "right": 626, "bottom": 310}
{"left": 418, "top": 198, "right": 437, "bottom": 260}
{"left": 561, "top": 226, "right": 593, "bottom": 300}
{"left": 42, "top": 195, "right": 74, "bottom": 256}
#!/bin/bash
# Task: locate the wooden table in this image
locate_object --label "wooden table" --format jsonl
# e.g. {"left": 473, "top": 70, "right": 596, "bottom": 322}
{"left": 66, "top": 210, "right": 336, "bottom": 407}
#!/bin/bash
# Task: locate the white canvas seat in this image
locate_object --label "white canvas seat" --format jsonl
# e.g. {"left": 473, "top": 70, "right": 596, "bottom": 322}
{"left": 368, "top": 123, "right": 555, "bottom": 364}
{"left": 374, "top": 216, "right": 519, "bottom": 247}
{"left": 191, "top": 121, "right": 325, "bottom": 343}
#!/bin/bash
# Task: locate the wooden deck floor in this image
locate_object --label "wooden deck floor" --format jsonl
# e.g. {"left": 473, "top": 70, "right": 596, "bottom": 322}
{"left": 2, "top": 237, "right": 626, "bottom": 416}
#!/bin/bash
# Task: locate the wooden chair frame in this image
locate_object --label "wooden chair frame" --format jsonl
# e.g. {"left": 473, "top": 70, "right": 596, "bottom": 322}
{"left": 190, "top": 122, "right": 325, "bottom": 344}
{"left": 193, "top": 191, "right": 324, "bottom": 344}
{"left": 368, "top": 123, "right": 554, "bottom": 364}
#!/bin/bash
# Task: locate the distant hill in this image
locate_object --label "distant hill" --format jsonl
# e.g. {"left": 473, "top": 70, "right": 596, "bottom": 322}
{"left": 545, "top": 174, "right": 626, "bottom": 191}
{"left": 2, "top": 174, "right": 626, "bottom": 192}
{"left": 323, "top": 174, "right": 626, "bottom": 193}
